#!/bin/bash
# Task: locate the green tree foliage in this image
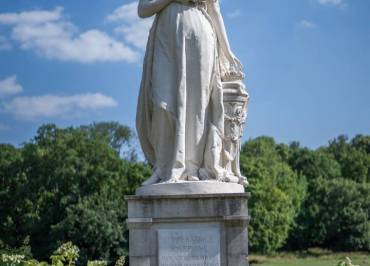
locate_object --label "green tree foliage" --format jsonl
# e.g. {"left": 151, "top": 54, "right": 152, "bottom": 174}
{"left": 1, "top": 124, "right": 369, "bottom": 259}
{"left": 288, "top": 178, "right": 370, "bottom": 251}
{"left": 284, "top": 147, "right": 342, "bottom": 248}
{"left": 0, "top": 242, "right": 126, "bottom": 266}
{"left": 0, "top": 123, "right": 151, "bottom": 264}
{"left": 319, "top": 178, "right": 370, "bottom": 251}
{"left": 19, "top": 124, "right": 129, "bottom": 260}
{"left": 326, "top": 135, "right": 370, "bottom": 183}
{"left": 240, "top": 137, "right": 307, "bottom": 253}
{"left": 51, "top": 192, "right": 126, "bottom": 264}
{"left": 0, "top": 144, "right": 32, "bottom": 256}
{"left": 285, "top": 136, "right": 370, "bottom": 251}
{"left": 80, "top": 122, "right": 135, "bottom": 159}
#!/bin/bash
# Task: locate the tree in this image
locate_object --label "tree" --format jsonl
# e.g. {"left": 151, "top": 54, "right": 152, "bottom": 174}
{"left": 284, "top": 148, "right": 342, "bottom": 249}
{"left": 293, "top": 178, "right": 370, "bottom": 251}
{"left": 50, "top": 160, "right": 151, "bottom": 264}
{"left": 285, "top": 136, "right": 370, "bottom": 251}
{"left": 326, "top": 135, "right": 370, "bottom": 183}
{"left": 80, "top": 122, "right": 136, "bottom": 160}
{"left": 0, "top": 123, "right": 151, "bottom": 263}
{"left": 0, "top": 144, "right": 32, "bottom": 256}
{"left": 319, "top": 178, "right": 370, "bottom": 251}
{"left": 240, "top": 137, "right": 306, "bottom": 253}
{"left": 51, "top": 191, "right": 127, "bottom": 264}
{"left": 2, "top": 125, "right": 369, "bottom": 258}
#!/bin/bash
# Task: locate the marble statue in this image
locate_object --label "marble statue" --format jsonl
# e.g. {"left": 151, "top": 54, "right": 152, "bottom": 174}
{"left": 129, "top": 3, "right": 251, "bottom": 262}
{"left": 136, "top": 0, "right": 249, "bottom": 187}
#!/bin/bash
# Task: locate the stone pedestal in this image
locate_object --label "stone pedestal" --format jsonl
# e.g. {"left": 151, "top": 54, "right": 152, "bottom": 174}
{"left": 126, "top": 188, "right": 250, "bottom": 266}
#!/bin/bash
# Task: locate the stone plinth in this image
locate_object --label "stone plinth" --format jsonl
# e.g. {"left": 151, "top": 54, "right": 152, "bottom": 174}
{"left": 126, "top": 191, "right": 250, "bottom": 266}
{"left": 136, "top": 181, "right": 245, "bottom": 196}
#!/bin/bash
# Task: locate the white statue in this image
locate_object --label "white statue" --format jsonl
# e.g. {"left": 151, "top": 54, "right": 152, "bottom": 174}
{"left": 136, "top": 0, "right": 248, "bottom": 186}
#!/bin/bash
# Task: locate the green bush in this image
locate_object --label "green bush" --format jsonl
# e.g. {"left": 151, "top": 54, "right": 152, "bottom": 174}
{"left": 0, "top": 242, "right": 126, "bottom": 266}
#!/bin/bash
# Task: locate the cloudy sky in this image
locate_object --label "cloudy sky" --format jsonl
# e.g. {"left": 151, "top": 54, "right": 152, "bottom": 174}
{"left": 0, "top": 0, "right": 369, "bottom": 148}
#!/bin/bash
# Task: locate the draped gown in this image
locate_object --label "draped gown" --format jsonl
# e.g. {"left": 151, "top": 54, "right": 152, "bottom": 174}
{"left": 136, "top": 0, "right": 226, "bottom": 182}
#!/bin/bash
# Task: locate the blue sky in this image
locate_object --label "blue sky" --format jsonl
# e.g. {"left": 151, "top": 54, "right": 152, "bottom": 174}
{"left": 0, "top": 0, "right": 369, "bottom": 149}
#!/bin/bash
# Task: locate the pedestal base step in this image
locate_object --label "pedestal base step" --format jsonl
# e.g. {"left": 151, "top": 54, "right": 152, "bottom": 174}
{"left": 136, "top": 181, "right": 245, "bottom": 196}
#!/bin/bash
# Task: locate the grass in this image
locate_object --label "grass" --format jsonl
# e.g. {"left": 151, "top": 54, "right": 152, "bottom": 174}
{"left": 249, "top": 249, "right": 370, "bottom": 266}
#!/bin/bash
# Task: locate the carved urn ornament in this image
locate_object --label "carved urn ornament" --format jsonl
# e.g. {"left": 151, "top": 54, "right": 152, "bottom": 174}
{"left": 222, "top": 81, "right": 249, "bottom": 185}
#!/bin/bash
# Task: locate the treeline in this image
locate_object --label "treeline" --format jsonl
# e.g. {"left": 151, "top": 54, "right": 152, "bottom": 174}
{"left": 0, "top": 122, "right": 369, "bottom": 264}
{"left": 241, "top": 136, "right": 369, "bottom": 253}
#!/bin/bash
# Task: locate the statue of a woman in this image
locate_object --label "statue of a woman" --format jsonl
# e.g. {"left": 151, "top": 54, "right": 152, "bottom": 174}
{"left": 136, "top": 0, "right": 244, "bottom": 186}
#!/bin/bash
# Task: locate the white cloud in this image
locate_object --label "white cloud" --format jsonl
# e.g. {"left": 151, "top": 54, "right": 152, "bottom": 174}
{"left": 106, "top": 2, "right": 138, "bottom": 23}
{"left": 227, "top": 9, "right": 241, "bottom": 18}
{"left": 114, "top": 20, "right": 152, "bottom": 51}
{"left": 298, "top": 20, "right": 317, "bottom": 29}
{"left": 107, "top": 2, "right": 153, "bottom": 51}
{"left": 3, "top": 93, "right": 118, "bottom": 120}
{"left": 0, "top": 75, "right": 23, "bottom": 98}
{"left": 0, "top": 7, "right": 63, "bottom": 25}
{"left": 318, "top": 0, "right": 346, "bottom": 7}
{"left": 0, "top": 7, "right": 139, "bottom": 63}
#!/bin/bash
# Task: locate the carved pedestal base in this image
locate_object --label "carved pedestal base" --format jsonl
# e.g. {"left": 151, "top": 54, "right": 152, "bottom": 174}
{"left": 126, "top": 191, "right": 250, "bottom": 266}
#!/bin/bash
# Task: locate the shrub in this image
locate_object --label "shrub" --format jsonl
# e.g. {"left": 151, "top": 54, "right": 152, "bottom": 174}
{"left": 0, "top": 242, "right": 124, "bottom": 266}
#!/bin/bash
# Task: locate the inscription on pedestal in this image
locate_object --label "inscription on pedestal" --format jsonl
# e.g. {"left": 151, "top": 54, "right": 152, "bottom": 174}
{"left": 158, "top": 228, "right": 221, "bottom": 266}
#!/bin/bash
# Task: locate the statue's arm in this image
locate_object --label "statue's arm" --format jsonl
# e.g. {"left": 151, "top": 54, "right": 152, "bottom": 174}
{"left": 207, "top": 1, "right": 243, "bottom": 69}
{"left": 138, "top": 0, "right": 173, "bottom": 18}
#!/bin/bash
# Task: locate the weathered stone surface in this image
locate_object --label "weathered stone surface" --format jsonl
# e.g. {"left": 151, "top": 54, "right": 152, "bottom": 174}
{"left": 126, "top": 193, "right": 250, "bottom": 266}
{"left": 136, "top": 0, "right": 248, "bottom": 186}
{"left": 158, "top": 228, "right": 221, "bottom": 266}
{"left": 130, "top": 1, "right": 251, "bottom": 264}
{"left": 136, "top": 181, "right": 244, "bottom": 196}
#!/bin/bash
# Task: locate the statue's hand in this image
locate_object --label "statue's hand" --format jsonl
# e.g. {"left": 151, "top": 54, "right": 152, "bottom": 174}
{"left": 226, "top": 51, "right": 243, "bottom": 70}
{"left": 222, "top": 52, "right": 245, "bottom": 81}
{"left": 230, "top": 53, "right": 243, "bottom": 72}
{"left": 230, "top": 53, "right": 245, "bottom": 78}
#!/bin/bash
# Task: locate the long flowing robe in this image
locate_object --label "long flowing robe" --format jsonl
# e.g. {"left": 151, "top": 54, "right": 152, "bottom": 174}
{"left": 136, "top": 1, "right": 230, "bottom": 181}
